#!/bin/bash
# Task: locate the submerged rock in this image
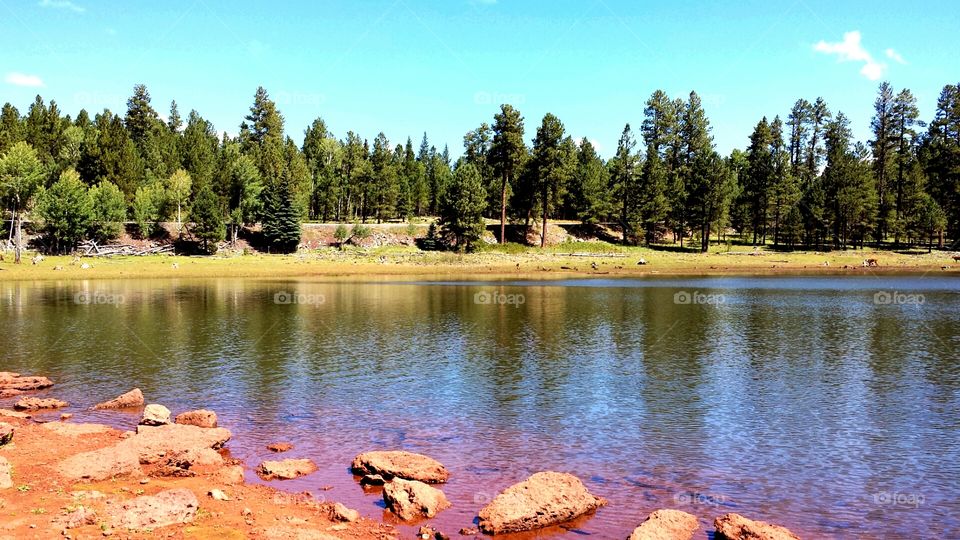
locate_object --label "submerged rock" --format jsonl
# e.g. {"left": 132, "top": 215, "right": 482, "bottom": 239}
{"left": 140, "top": 404, "right": 172, "bottom": 426}
{"left": 175, "top": 409, "right": 218, "bottom": 428}
{"left": 714, "top": 513, "right": 801, "bottom": 540}
{"left": 109, "top": 488, "right": 199, "bottom": 530}
{"left": 257, "top": 458, "right": 318, "bottom": 480}
{"left": 351, "top": 450, "right": 450, "bottom": 484}
{"left": 382, "top": 478, "right": 450, "bottom": 521}
{"left": 477, "top": 471, "right": 606, "bottom": 534}
{"left": 14, "top": 397, "right": 68, "bottom": 410}
{"left": 629, "top": 509, "right": 699, "bottom": 540}
{"left": 0, "top": 409, "right": 31, "bottom": 420}
{"left": 267, "top": 442, "right": 294, "bottom": 453}
{"left": 93, "top": 388, "right": 144, "bottom": 409}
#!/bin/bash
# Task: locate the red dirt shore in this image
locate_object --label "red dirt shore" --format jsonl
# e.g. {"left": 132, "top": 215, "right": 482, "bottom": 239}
{"left": 0, "top": 413, "right": 397, "bottom": 540}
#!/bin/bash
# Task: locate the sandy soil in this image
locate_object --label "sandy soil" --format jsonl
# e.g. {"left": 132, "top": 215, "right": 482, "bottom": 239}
{"left": 0, "top": 412, "right": 397, "bottom": 540}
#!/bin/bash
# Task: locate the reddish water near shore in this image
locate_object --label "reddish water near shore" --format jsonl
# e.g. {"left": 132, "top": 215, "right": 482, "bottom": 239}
{"left": 2, "top": 276, "right": 959, "bottom": 538}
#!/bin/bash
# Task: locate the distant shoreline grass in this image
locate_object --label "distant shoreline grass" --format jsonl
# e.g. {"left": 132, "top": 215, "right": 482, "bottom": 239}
{"left": 1, "top": 244, "right": 956, "bottom": 281}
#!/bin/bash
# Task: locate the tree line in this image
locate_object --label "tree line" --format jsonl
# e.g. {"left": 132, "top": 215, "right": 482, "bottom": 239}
{"left": 1, "top": 81, "right": 958, "bottom": 260}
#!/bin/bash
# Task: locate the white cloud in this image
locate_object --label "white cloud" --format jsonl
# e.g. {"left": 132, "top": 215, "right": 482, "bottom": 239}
{"left": 885, "top": 48, "right": 907, "bottom": 65}
{"left": 4, "top": 72, "right": 45, "bottom": 88}
{"left": 38, "top": 0, "right": 85, "bottom": 13}
{"left": 813, "top": 31, "right": 887, "bottom": 81}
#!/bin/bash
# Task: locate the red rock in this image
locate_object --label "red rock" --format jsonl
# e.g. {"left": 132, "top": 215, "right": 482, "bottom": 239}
{"left": 108, "top": 488, "right": 199, "bottom": 530}
{"left": 477, "top": 471, "right": 606, "bottom": 534}
{"left": 629, "top": 509, "right": 699, "bottom": 540}
{"left": 0, "top": 422, "right": 13, "bottom": 446}
{"left": 382, "top": 478, "right": 450, "bottom": 521}
{"left": 714, "top": 513, "right": 801, "bottom": 540}
{"left": 93, "top": 388, "right": 144, "bottom": 409}
{"left": 14, "top": 396, "right": 68, "bottom": 410}
{"left": 174, "top": 409, "right": 218, "bottom": 428}
{"left": 57, "top": 443, "right": 143, "bottom": 481}
{"left": 351, "top": 450, "right": 450, "bottom": 483}
{"left": 256, "top": 458, "right": 318, "bottom": 480}
{"left": 331, "top": 502, "right": 360, "bottom": 523}
{"left": 127, "top": 424, "right": 232, "bottom": 464}
{"left": 0, "top": 374, "right": 54, "bottom": 391}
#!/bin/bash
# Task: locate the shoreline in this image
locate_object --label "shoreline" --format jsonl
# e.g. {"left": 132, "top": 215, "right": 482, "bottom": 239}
{"left": 0, "top": 249, "right": 957, "bottom": 282}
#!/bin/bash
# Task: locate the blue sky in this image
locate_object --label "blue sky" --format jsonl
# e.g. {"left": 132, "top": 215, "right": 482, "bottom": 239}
{"left": 2, "top": 0, "right": 957, "bottom": 158}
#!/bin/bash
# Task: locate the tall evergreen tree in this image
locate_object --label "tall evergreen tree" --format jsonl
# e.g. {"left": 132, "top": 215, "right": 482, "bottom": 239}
{"left": 531, "top": 113, "right": 575, "bottom": 248}
{"left": 490, "top": 104, "right": 526, "bottom": 243}
{"left": 610, "top": 124, "right": 639, "bottom": 243}
{"left": 870, "top": 82, "right": 897, "bottom": 243}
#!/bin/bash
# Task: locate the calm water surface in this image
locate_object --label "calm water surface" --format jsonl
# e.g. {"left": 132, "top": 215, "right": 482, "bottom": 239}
{"left": 1, "top": 276, "right": 958, "bottom": 539}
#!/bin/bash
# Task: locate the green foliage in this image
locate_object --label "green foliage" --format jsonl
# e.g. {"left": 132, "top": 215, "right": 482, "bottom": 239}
{"left": 190, "top": 184, "right": 225, "bottom": 253}
{"left": 333, "top": 223, "right": 349, "bottom": 246}
{"left": 88, "top": 181, "right": 127, "bottom": 242}
{"left": 165, "top": 168, "right": 192, "bottom": 234}
{"left": 261, "top": 181, "right": 301, "bottom": 252}
{"left": 350, "top": 222, "right": 371, "bottom": 241}
{"left": 440, "top": 162, "right": 488, "bottom": 251}
{"left": 132, "top": 182, "right": 166, "bottom": 238}
{"left": 36, "top": 168, "right": 92, "bottom": 252}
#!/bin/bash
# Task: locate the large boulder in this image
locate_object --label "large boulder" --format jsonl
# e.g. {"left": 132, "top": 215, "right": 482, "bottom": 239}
{"left": 14, "top": 396, "right": 68, "bottom": 410}
{"left": 477, "top": 471, "right": 606, "bottom": 534}
{"left": 0, "top": 456, "right": 11, "bottom": 489}
{"left": 57, "top": 444, "right": 143, "bottom": 481}
{"left": 175, "top": 409, "right": 218, "bottom": 428}
{"left": 629, "top": 509, "right": 700, "bottom": 540}
{"left": 140, "top": 404, "right": 172, "bottom": 426}
{"left": 382, "top": 478, "right": 450, "bottom": 521}
{"left": 0, "top": 373, "right": 54, "bottom": 391}
{"left": 714, "top": 513, "right": 801, "bottom": 540}
{"left": 109, "top": 488, "right": 199, "bottom": 530}
{"left": 257, "top": 458, "right": 318, "bottom": 480}
{"left": 93, "top": 388, "right": 144, "bottom": 409}
{"left": 0, "top": 422, "right": 14, "bottom": 446}
{"left": 127, "top": 423, "right": 231, "bottom": 464}
{"left": 351, "top": 450, "right": 450, "bottom": 483}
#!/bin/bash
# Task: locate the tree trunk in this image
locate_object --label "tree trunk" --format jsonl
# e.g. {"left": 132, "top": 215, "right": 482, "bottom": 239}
{"left": 500, "top": 175, "right": 508, "bottom": 244}
{"left": 14, "top": 210, "right": 22, "bottom": 264}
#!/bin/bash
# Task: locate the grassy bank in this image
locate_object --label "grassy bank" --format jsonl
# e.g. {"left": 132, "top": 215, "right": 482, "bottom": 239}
{"left": 1, "top": 243, "right": 957, "bottom": 281}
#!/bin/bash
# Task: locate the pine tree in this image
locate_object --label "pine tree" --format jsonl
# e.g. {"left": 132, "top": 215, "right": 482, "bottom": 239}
{"left": 125, "top": 84, "right": 160, "bottom": 149}
{"left": 261, "top": 180, "right": 301, "bottom": 252}
{"left": 639, "top": 143, "right": 670, "bottom": 244}
{"left": 890, "top": 88, "right": 921, "bottom": 244}
{"left": 870, "top": 82, "right": 897, "bottom": 243}
{"left": 490, "top": 105, "right": 526, "bottom": 243}
{"left": 531, "top": 113, "right": 575, "bottom": 248}
{"left": 191, "top": 184, "right": 225, "bottom": 253}
{"left": 571, "top": 138, "right": 611, "bottom": 225}
{"left": 440, "top": 162, "right": 487, "bottom": 251}
{"left": 0, "top": 103, "right": 22, "bottom": 153}
{"left": 610, "top": 124, "right": 638, "bottom": 243}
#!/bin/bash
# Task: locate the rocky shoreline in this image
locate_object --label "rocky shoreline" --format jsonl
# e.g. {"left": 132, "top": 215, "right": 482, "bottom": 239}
{"left": 0, "top": 372, "right": 803, "bottom": 539}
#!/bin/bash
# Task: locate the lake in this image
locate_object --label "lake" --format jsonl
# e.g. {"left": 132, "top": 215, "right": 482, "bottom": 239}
{"left": 1, "top": 276, "right": 958, "bottom": 538}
